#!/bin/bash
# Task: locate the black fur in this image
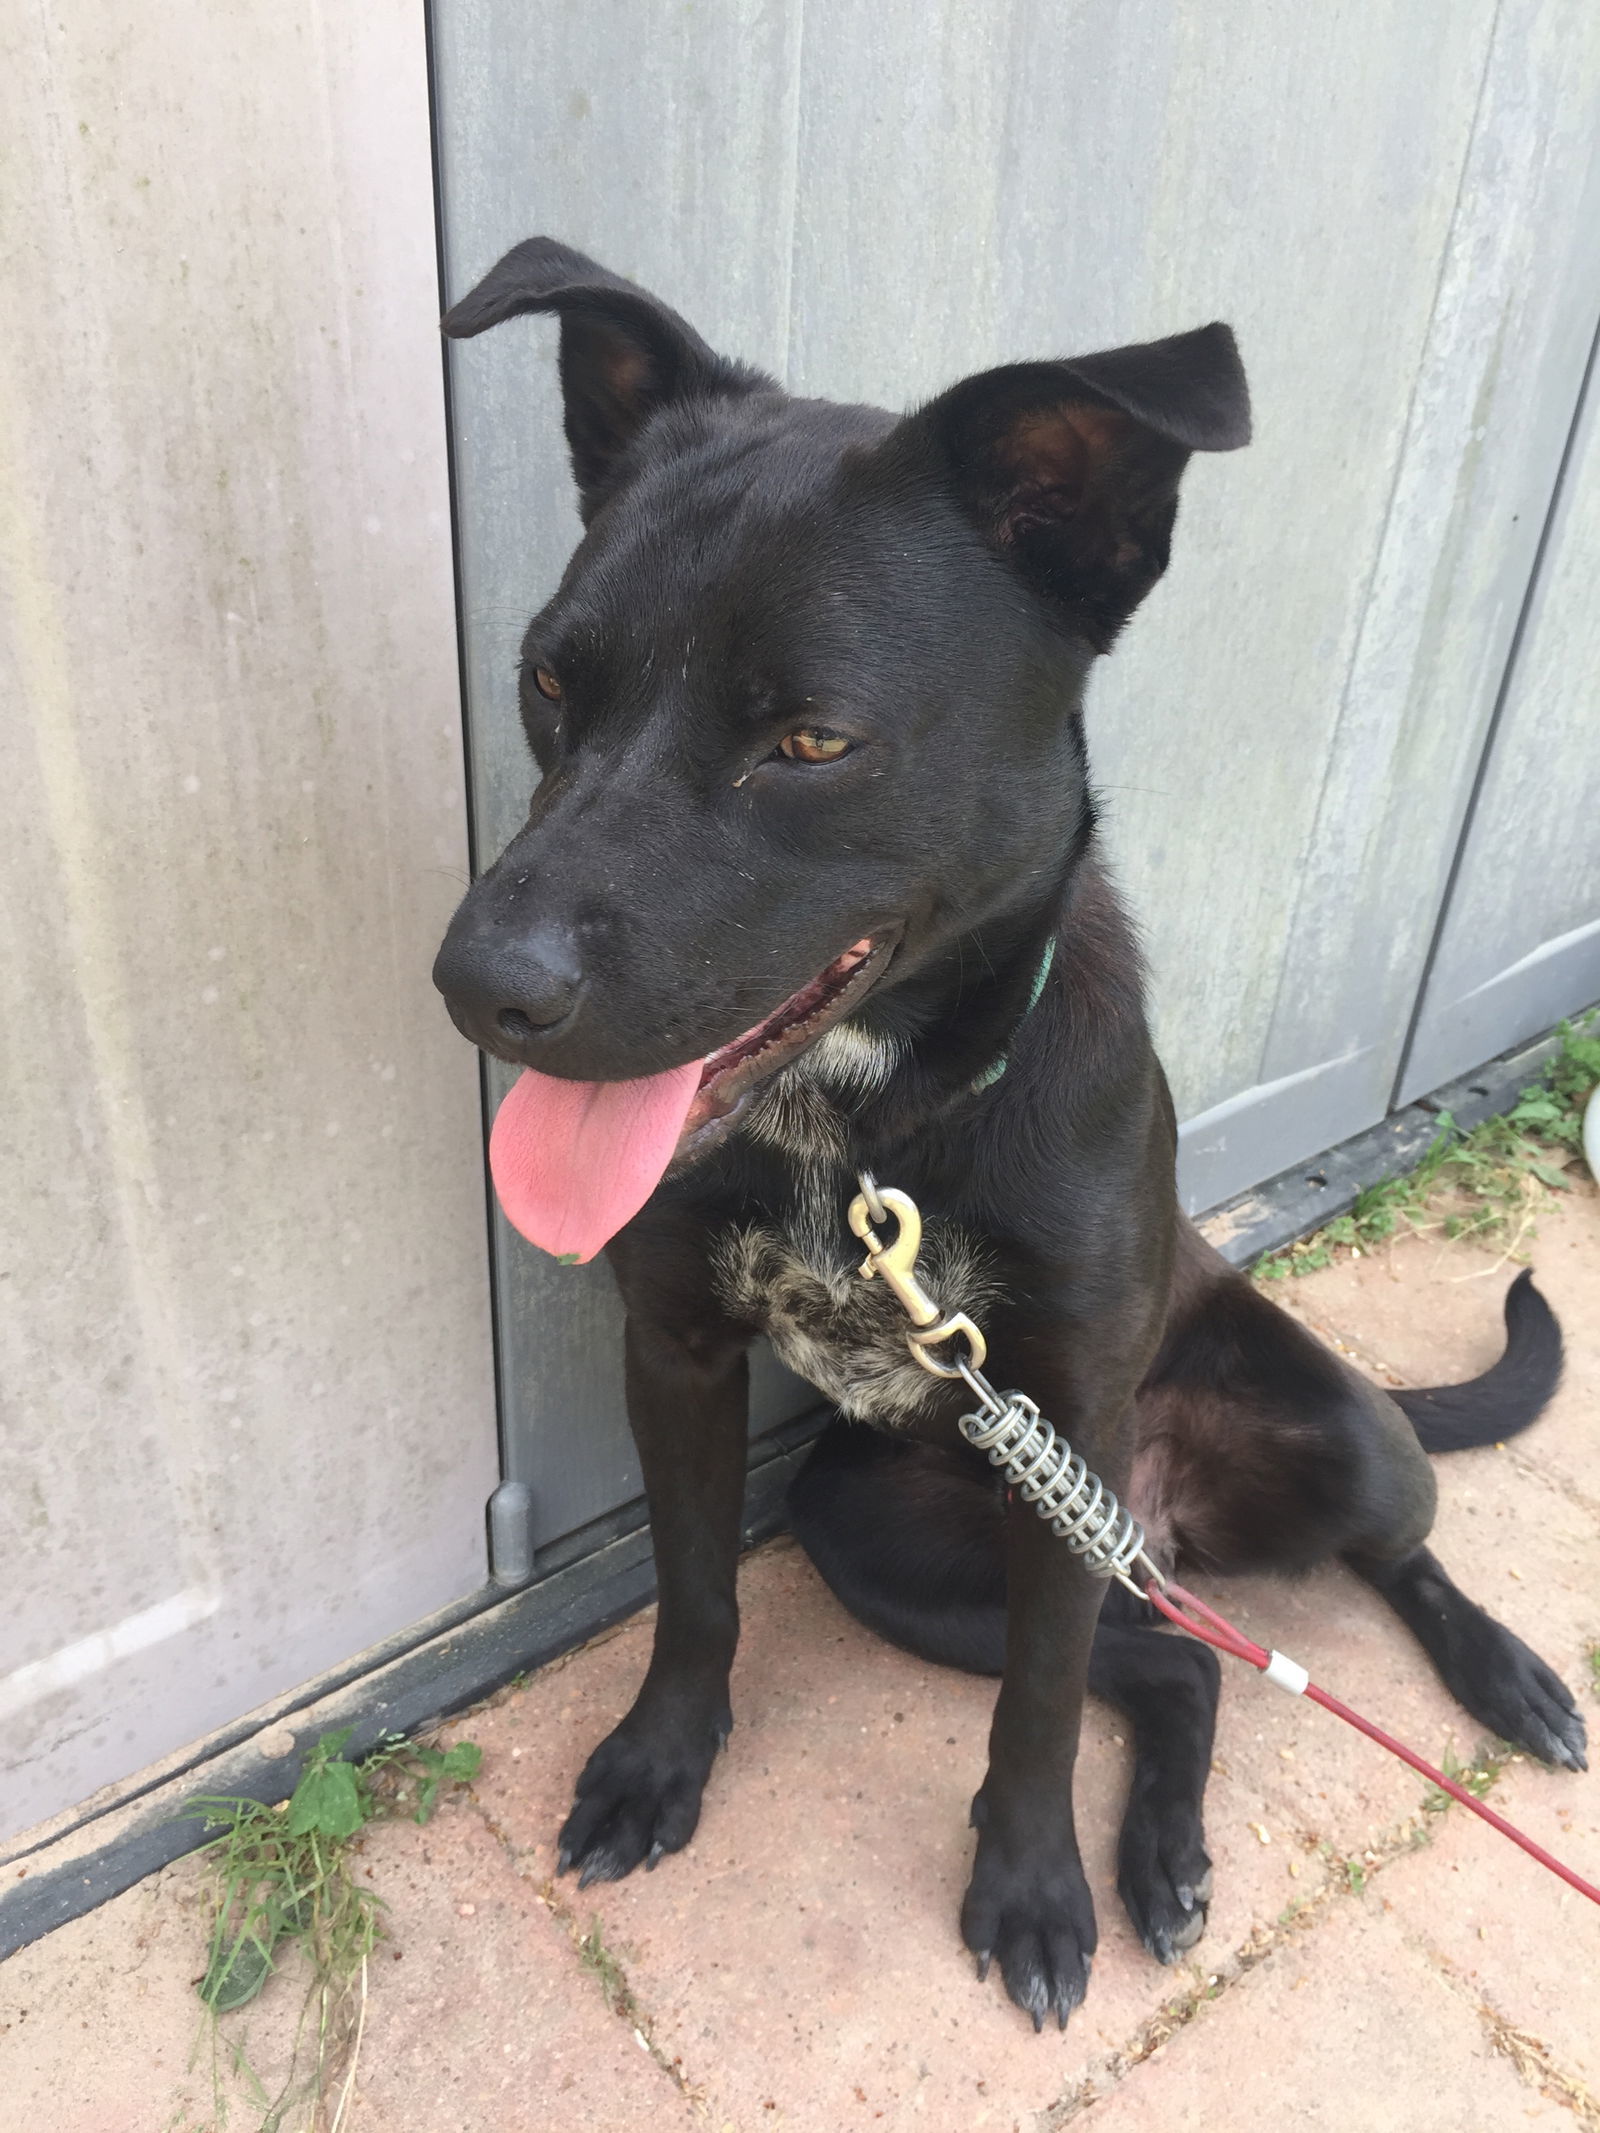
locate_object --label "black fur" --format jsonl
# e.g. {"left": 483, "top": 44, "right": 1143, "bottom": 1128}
{"left": 787, "top": 1263, "right": 1566, "bottom": 1681}
{"left": 1392, "top": 1267, "right": 1563, "bottom": 1450}
{"left": 433, "top": 241, "right": 1585, "bottom": 2028}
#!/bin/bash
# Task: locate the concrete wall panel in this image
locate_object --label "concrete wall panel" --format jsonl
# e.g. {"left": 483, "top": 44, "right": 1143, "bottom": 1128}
{"left": 0, "top": 2, "right": 498, "bottom": 1838}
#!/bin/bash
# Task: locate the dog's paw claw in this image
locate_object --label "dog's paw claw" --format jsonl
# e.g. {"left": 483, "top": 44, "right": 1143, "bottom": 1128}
{"left": 962, "top": 1843, "right": 1096, "bottom": 2031}
{"left": 556, "top": 1710, "right": 728, "bottom": 1887}
{"left": 1119, "top": 1801, "right": 1213, "bottom": 1966}
{"left": 1436, "top": 1613, "right": 1588, "bottom": 1775}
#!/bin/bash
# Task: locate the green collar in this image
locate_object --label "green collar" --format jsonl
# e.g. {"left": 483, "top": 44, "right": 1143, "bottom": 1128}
{"left": 971, "top": 938, "right": 1056, "bottom": 1093}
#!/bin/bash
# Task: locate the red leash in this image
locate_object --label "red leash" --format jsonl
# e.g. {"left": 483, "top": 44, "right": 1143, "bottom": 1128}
{"left": 1146, "top": 1578, "right": 1600, "bottom": 1908}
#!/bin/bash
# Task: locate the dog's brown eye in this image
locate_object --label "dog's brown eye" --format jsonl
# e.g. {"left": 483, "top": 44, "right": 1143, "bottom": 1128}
{"left": 778, "top": 728, "right": 851, "bottom": 764}
{"left": 530, "top": 666, "right": 562, "bottom": 701}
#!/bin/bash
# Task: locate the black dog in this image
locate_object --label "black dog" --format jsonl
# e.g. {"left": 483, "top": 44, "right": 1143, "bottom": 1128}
{"left": 432, "top": 240, "right": 1585, "bottom": 2030}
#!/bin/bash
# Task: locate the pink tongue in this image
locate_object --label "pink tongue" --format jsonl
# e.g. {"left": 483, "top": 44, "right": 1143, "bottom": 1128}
{"left": 488, "top": 1062, "right": 705, "bottom": 1264}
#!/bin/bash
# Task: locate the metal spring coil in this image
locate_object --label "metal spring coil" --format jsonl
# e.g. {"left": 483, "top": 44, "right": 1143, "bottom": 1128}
{"left": 959, "top": 1392, "right": 1148, "bottom": 1584}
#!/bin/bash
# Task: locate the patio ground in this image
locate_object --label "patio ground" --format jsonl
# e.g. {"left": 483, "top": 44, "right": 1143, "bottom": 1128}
{"left": 5, "top": 1187, "right": 1598, "bottom": 2132}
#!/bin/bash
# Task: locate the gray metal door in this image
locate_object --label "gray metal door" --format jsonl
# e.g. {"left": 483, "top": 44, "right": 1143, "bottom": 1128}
{"left": 430, "top": 0, "right": 1600, "bottom": 1561}
{"left": 1397, "top": 329, "right": 1600, "bottom": 1103}
{"left": 431, "top": 6, "right": 821, "bottom": 1564}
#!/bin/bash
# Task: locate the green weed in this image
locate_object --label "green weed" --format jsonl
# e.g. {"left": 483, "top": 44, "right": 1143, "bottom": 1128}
{"left": 1420, "top": 1740, "right": 1506, "bottom": 1817}
{"left": 1254, "top": 1016, "right": 1599, "bottom": 1280}
{"left": 577, "top": 1919, "right": 638, "bottom": 2021}
{"left": 182, "top": 1725, "right": 481, "bottom": 2132}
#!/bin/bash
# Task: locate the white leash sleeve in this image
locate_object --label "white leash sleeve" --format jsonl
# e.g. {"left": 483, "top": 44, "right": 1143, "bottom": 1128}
{"left": 1263, "top": 1650, "right": 1310, "bottom": 1697}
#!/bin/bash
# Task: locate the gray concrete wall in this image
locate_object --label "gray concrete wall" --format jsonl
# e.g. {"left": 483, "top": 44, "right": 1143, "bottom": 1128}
{"left": 1, "top": 3, "right": 498, "bottom": 1840}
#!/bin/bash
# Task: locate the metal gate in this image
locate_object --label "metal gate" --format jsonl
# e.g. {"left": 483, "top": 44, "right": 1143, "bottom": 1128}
{"left": 431, "top": 0, "right": 1600, "bottom": 1571}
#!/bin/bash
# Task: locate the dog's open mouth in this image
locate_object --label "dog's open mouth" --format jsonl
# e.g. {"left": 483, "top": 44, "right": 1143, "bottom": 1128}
{"left": 680, "top": 935, "right": 892, "bottom": 1142}
{"left": 487, "top": 934, "right": 896, "bottom": 1264}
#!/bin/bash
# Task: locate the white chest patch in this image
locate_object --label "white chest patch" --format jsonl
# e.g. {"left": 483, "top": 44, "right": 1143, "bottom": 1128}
{"left": 712, "top": 1169, "right": 997, "bottom": 1427}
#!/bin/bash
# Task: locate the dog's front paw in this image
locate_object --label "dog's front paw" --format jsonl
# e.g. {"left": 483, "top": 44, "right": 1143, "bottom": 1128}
{"left": 1457, "top": 1622, "right": 1587, "bottom": 1773}
{"left": 557, "top": 1707, "right": 730, "bottom": 1888}
{"left": 1116, "top": 1779, "right": 1213, "bottom": 1964}
{"left": 960, "top": 1829, "right": 1097, "bottom": 2031}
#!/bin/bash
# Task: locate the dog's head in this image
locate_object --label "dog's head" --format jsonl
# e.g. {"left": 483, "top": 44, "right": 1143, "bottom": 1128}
{"left": 431, "top": 240, "right": 1248, "bottom": 1256}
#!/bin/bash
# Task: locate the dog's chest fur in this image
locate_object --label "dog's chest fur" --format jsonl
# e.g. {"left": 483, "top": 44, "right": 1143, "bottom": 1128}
{"left": 710, "top": 1034, "right": 995, "bottom": 1426}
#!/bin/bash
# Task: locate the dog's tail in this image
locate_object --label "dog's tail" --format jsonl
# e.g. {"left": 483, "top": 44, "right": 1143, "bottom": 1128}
{"left": 1390, "top": 1266, "right": 1563, "bottom": 1453}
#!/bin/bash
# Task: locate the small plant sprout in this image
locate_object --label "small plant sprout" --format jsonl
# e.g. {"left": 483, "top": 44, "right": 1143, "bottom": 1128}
{"left": 1254, "top": 1017, "right": 1600, "bottom": 1280}
{"left": 183, "top": 1724, "right": 481, "bottom": 2132}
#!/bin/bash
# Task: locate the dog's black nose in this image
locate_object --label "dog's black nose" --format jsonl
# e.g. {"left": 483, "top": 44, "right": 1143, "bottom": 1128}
{"left": 432, "top": 920, "right": 583, "bottom": 1053}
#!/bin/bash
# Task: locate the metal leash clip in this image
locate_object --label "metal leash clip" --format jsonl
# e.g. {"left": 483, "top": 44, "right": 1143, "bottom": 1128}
{"left": 848, "top": 1179, "right": 988, "bottom": 1378}
{"left": 848, "top": 1170, "right": 1161, "bottom": 1597}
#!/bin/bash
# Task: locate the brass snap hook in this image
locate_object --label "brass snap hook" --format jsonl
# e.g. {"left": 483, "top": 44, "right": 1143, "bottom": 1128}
{"left": 848, "top": 1183, "right": 989, "bottom": 1376}
{"left": 848, "top": 1186, "right": 939, "bottom": 1327}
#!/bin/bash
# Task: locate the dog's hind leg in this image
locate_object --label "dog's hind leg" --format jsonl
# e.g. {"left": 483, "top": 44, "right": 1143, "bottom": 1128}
{"left": 1089, "top": 1585, "right": 1220, "bottom": 1964}
{"left": 1344, "top": 1544, "right": 1586, "bottom": 1771}
{"left": 787, "top": 1420, "right": 1009, "bottom": 1673}
{"left": 1337, "top": 1273, "right": 1585, "bottom": 1773}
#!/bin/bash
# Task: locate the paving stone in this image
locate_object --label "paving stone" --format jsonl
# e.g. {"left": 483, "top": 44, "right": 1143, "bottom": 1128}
{"left": 0, "top": 1798, "right": 692, "bottom": 2133}
{"left": 1074, "top": 1897, "right": 1571, "bottom": 2130}
{"left": 1378, "top": 1752, "right": 1600, "bottom": 2092}
{"left": 341, "top": 1806, "right": 698, "bottom": 2129}
{"left": 474, "top": 1542, "right": 1330, "bottom": 2133}
{"left": 1, "top": 1851, "right": 263, "bottom": 2133}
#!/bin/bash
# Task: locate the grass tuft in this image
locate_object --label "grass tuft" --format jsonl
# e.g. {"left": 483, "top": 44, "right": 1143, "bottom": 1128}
{"left": 1254, "top": 1016, "right": 1600, "bottom": 1280}
{"left": 180, "top": 1725, "right": 481, "bottom": 2132}
{"left": 577, "top": 1919, "right": 637, "bottom": 2020}
{"left": 1419, "top": 1740, "right": 1508, "bottom": 1817}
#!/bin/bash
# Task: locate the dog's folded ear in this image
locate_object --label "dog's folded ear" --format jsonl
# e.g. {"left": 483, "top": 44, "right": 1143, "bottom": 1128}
{"left": 905, "top": 324, "right": 1250, "bottom": 648}
{"left": 443, "top": 238, "right": 767, "bottom": 517}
